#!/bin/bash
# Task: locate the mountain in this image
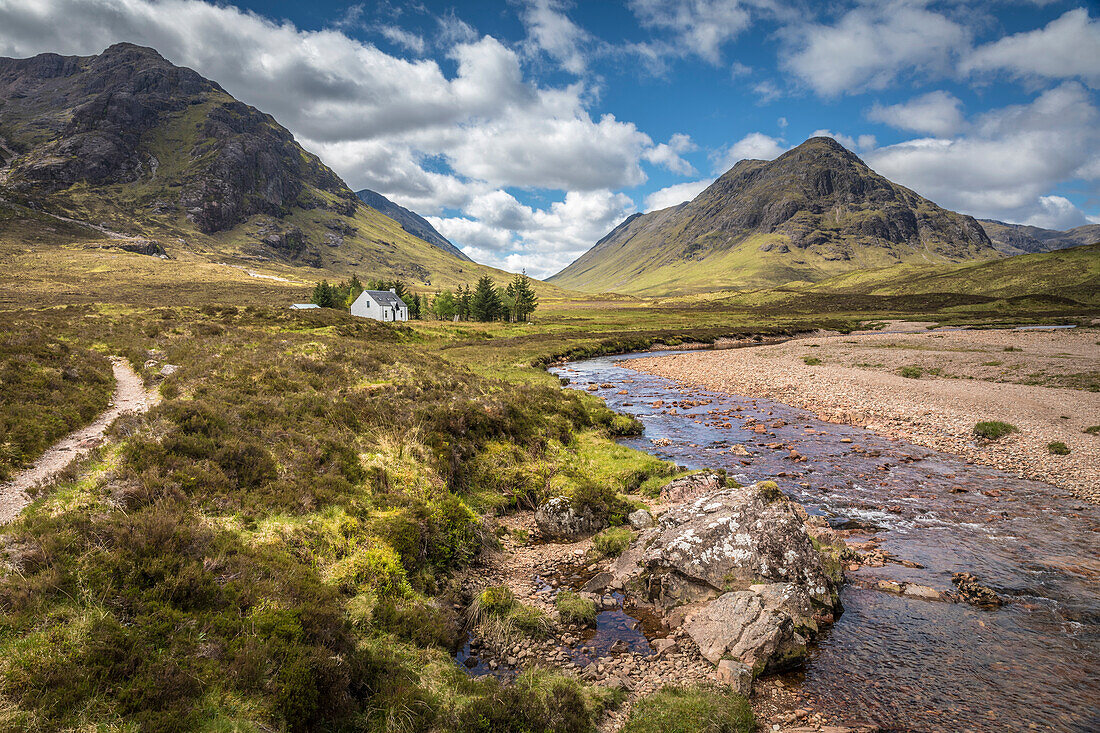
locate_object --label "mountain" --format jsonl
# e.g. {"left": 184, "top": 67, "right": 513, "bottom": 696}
{"left": 356, "top": 188, "right": 469, "bottom": 261}
{"left": 978, "top": 219, "right": 1100, "bottom": 256}
{"left": 549, "top": 137, "right": 998, "bottom": 296}
{"left": 0, "top": 43, "right": 496, "bottom": 288}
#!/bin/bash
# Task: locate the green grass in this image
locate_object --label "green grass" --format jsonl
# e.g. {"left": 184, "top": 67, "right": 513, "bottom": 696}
{"left": 468, "top": 586, "right": 551, "bottom": 646}
{"left": 1048, "top": 441, "right": 1070, "bottom": 455}
{"left": 555, "top": 591, "right": 598, "bottom": 627}
{"left": 974, "top": 421, "right": 1019, "bottom": 440}
{"left": 592, "top": 526, "right": 635, "bottom": 558}
{"left": 898, "top": 365, "right": 924, "bottom": 378}
{"left": 0, "top": 318, "right": 114, "bottom": 480}
{"left": 620, "top": 686, "right": 754, "bottom": 733}
{"left": 1085, "top": 425, "right": 1100, "bottom": 435}
{"left": 802, "top": 356, "right": 822, "bottom": 365}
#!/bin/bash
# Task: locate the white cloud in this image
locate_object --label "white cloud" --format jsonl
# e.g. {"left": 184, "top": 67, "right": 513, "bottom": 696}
{"left": 1025, "top": 195, "right": 1090, "bottom": 230}
{"left": 644, "top": 179, "right": 712, "bottom": 212}
{"left": 378, "top": 25, "right": 426, "bottom": 55}
{"left": 520, "top": 0, "right": 590, "bottom": 75}
{"left": 868, "top": 90, "right": 965, "bottom": 136}
{"left": 628, "top": 0, "right": 753, "bottom": 65}
{"left": 752, "top": 80, "right": 782, "bottom": 104}
{"left": 643, "top": 133, "right": 698, "bottom": 175}
{"left": 866, "top": 82, "right": 1100, "bottom": 228}
{"left": 963, "top": 8, "right": 1100, "bottom": 88}
{"left": 431, "top": 189, "right": 635, "bottom": 277}
{"left": 712, "top": 132, "right": 788, "bottom": 171}
{"left": 783, "top": 2, "right": 969, "bottom": 96}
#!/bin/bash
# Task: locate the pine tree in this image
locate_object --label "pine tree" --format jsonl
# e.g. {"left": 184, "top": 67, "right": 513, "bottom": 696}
{"left": 457, "top": 285, "right": 472, "bottom": 320}
{"left": 506, "top": 271, "right": 538, "bottom": 322}
{"left": 310, "top": 280, "right": 339, "bottom": 309}
{"left": 470, "top": 276, "right": 503, "bottom": 322}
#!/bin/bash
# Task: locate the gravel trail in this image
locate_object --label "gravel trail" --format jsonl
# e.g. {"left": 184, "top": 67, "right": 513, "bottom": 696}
{"left": 0, "top": 358, "right": 158, "bottom": 523}
{"left": 629, "top": 328, "right": 1100, "bottom": 502}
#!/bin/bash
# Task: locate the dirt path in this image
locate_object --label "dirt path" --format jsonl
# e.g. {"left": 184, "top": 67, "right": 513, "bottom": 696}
{"left": 0, "top": 358, "right": 159, "bottom": 524}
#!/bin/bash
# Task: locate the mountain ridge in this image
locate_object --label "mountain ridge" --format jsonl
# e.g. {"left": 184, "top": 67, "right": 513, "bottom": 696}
{"left": 0, "top": 42, "right": 503, "bottom": 289}
{"left": 550, "top": 137, "right": 998, "bottom": 296}
{"left": 977, "top": 219, "right": 1100, "bottom": 256}
{"left": 355, "top": 188, "right": 469, "bottom": 261}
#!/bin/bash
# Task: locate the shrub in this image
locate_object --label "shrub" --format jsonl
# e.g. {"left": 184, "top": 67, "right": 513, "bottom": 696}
{"left": 898, "top": 365, "right": 923, "bottom": 379}
{"left": 326, "top": 541, "right": 411, "bottom": 598}
{"left": 1048, "top": 441, "right": 1070, "bottom": 455}
{"left": 457, "top": 670, "right": 602, "bottom": 733}
{"left": 802, "top": 356, "right": 822, "bottom": 366}
{"left": 555, "top": 591, "right": 597, "bottom": 626}
{"left": 974, "top": 421, "right": 1018, "bottom": 440}
{"left": 621, "top": 685, "right": 754, "bottom": 733}
{"left": 592, "top": 526, "right": 634, "bottom": 558}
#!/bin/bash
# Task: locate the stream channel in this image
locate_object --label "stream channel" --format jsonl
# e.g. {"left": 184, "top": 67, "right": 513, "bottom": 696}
{"left": 545, "top": 348, "right": 1099, "bottom": 733}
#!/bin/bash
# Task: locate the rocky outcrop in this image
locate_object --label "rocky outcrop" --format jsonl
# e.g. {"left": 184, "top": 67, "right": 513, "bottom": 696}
{"left": 535, "top": 497, "right": 603, "bottom": 540}
{"left": 611, "top": 480, "right": 843, "bottom": 675}
{"left": 658, "top": 471, "right": 725, "bottom": 503}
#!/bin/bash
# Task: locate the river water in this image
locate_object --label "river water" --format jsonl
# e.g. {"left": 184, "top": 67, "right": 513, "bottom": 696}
{"left": 550, "top": 351, "right": 1100, "bottom": 733}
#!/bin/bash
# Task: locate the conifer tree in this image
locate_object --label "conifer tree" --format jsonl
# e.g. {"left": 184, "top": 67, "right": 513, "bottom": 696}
{"left": 470, "top": 276, "right": 503, "bottom": 322}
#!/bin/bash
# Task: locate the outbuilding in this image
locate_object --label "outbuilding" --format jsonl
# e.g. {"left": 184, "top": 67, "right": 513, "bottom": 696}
{"left": 350, "top": 289, "right": 409, "bottom": 322}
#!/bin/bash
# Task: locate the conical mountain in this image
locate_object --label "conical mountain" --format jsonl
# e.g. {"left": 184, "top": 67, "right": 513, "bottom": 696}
{"left": 549, "top": 137, "right": 997, "bottom": 295}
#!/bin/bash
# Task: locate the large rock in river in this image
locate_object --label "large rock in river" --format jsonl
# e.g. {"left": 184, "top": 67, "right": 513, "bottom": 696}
{"left": 612, "top": 481, "right": 843, "bottom": 674}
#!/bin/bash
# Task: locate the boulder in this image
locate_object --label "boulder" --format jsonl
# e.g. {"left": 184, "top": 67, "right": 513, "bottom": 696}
{"left": 612, "top": 483, "right": 839, "bottom": 609}
{"left": 682, "top": 583, "right": 817, "bottom": 672}
{"left": 535, "top": 497, "right": 603, "bottom": 540}
{"left": 627, "top": 508, "right": 655, "bottom": 529}
{"left": 659, "top": 472, "right": 724, "bottom": 503}
{"left": 611, "top": 481, "right": 842, "bottom": 676}
{"left": 715, "top": 659, "right": 753, "bottom": 697}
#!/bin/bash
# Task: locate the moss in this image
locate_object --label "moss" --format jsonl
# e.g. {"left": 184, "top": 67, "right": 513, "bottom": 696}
{"left": 555, "top": 591, "right": 597, "bottom": 627}
{"left": 756, "top": 480, "right": 784, "bottom": 503}
{"left": 898, "top": 365, "right": 923, "bottom": 378}
{"left": 1047, "top": 441, "right": 1070, "bottom": 455}
{"left": 802, "top": 356, "right": 822, "bottom": 366}
{"left": 620, "top": 685, "right": 754, "bottom": 733}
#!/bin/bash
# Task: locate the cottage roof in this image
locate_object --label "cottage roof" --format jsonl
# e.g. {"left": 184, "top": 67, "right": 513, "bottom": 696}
{"left": 362, "top": 290, "right": 407, "bottom": 307}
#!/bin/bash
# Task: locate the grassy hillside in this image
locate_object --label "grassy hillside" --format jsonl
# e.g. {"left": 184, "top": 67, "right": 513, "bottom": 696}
{"left": 807, "top": 242, "right": 1100, "bottom": 304}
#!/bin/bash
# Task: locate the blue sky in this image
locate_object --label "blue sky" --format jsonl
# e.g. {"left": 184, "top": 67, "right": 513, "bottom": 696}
{"left": 2, "top": 1, "right": 1099, "bottom": 277}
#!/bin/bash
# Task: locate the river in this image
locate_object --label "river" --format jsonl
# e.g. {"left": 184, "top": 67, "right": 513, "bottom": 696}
{"left": 550, "top": 350, "right": 1100, "bottom": 733}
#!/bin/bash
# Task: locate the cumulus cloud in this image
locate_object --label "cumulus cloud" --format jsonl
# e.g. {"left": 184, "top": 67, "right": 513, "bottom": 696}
{"left": 962, "top": 8, "right": 1100, "bottom": 88}
{"left": 783, "top": 2, "right": 969, "bottom": 96}
{"left": 642, "top": 133, "right": 698, "bottom": 175}
{"left": 378, "top": 25, "right": 426, "bottom": 55}
{"left": 868, "top": 90, "right": 965, "bottom": 136}
{"left": 866, "top": 82, "right": 1100, "bottom": 228}
{"left": 712, "top": 132, "right": 787, "bottom": 171}
{"left": 644, "top": 179, "right": 712, "bottom": 212}
{"left": 809, "top": 129, "right": 876, "bottom": 152}
{"left": 431, "top": 189, "right": 636, "bottom": 277}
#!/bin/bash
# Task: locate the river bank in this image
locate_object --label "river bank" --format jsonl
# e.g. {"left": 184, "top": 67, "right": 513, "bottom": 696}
{"left": 628, "top": 327, "right": 1100, "bottom": 502}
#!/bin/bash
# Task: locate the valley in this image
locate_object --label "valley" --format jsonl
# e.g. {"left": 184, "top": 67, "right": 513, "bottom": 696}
{"left": 1, "top": 20, "right": 1099, "bottom": 733}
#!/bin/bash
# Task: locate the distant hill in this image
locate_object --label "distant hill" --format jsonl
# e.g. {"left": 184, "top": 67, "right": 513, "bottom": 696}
{"left": 808, "top": 242, "right": 1100, "bottom": 305}
{"left": 978, "top": 219, "right": 1100, "bottom": 256}
{"left": 355, "top": 188, "right": 469, "bottom": 261}
{"left": 549, "top": 137, "right": 998, "bottom": 296}
{"left": 0, "top": 43, "right": 498, "bottom": 289}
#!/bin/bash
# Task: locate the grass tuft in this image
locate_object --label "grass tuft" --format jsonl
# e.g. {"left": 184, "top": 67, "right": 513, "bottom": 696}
{"left": 898, "top": 365, "right": 923, "bottom": 379}
{"left": 974, "top": 421, "right": 1018, "bottom": 440}
{"left": 621, "top": 685, "right": 754, "bottom": 733}
{"left": 555, "top": 591, "right": 597, "bottom": 627}
{"left": 802, "top": 356, "right": 822, "bottom": 366}
{"left": 1047, "top": 441, "right": 1070, "bottom": 455}
{"left": 592, "top": 526, "right": 634, "bottom": 558}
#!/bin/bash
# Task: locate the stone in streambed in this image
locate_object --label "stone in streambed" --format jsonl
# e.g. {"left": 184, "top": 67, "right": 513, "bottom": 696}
{"left": 535, "top": 496, "right": 603, "bottom": 540}
{"left": 715, "top": 659, "right": 753, "bottom": 697}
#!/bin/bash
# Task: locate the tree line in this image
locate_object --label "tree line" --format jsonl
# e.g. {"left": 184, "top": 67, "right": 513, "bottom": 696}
{"left": 309, "top": 272, "right": 538, "bottom": 322}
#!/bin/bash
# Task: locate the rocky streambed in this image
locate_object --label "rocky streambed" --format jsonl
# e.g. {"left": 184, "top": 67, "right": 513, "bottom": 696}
{"left": 534, "top": 351, "right": 1100, "bottom": 733}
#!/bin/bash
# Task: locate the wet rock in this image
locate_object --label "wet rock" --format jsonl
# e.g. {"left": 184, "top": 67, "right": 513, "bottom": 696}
{"left": 581, "top": 571, "right": 613, "bottom": 593}
{"left": 715, "top": 659, "right": 753, "bottom": 697}
{"left": 535, "top": 497, "right": 603, "bottom": 540}
{"left": 952, "top": 572, "right": 1003, "bottom": 608}
{"left": 628, "top": 508, "right": 655, "bottom": 529}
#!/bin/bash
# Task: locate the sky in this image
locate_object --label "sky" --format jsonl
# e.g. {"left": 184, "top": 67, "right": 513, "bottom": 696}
{"left": 1, "top": 1, "right": 1099, "bottom": 278}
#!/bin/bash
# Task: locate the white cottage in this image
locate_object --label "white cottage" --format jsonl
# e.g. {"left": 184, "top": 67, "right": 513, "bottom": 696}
{"left": 350, "top": 289, "right": 409, "bottom": 322}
